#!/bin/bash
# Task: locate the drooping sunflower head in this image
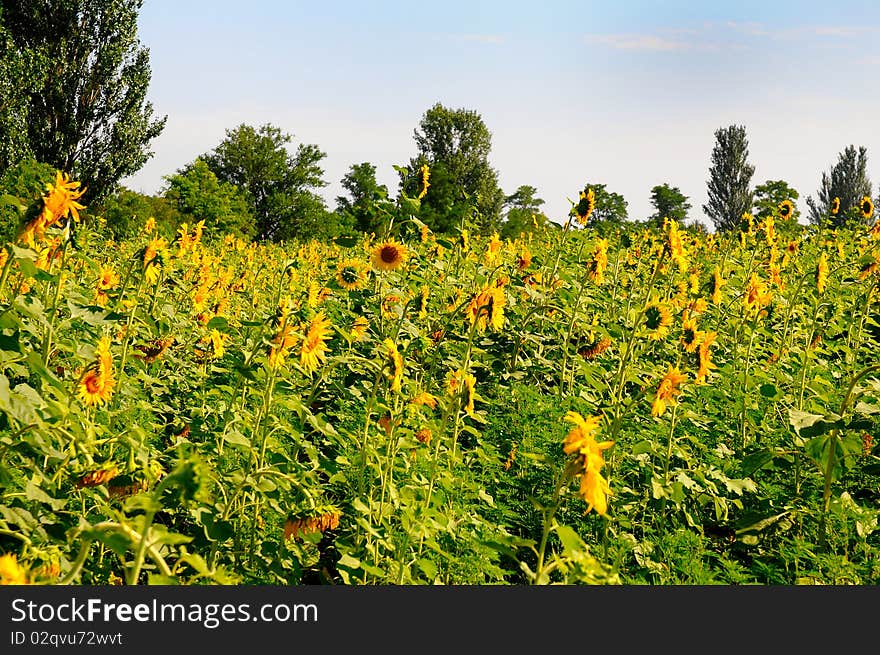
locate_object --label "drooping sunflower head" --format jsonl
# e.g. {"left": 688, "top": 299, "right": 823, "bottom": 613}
{"left": 371, "top": 240, "right": 408, "bottom": 272}
{"left": 336, "top": 258, "right": 369, "bottom": 291}
{"left": 860, "top": 196, "right": 874, "bottom": 220}
{"left": 830, "top": 197, "right": 840, "bottom": 215}
{"left": 574, "top": 187, "right": 596, "bottom": 225}
{"left": 778, "top": 199, "right": 794, "bottom": 221}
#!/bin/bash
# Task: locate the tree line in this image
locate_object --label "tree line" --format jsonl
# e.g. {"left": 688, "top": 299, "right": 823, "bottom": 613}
{"left": 1, "top": 1, "right": 877, "bottom": 245}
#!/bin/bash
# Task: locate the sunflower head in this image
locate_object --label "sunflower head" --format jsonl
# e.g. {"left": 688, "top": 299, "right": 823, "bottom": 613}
{"left": 644, "top": 301, "right": 672, "bottom": 339}
{"left": 336, "top": 258, "right": 369, "bottom": 291}
{"left": 778, "top": 199, "right": 794, "bottom": 220}
{"left": 830, "top": 197, "right": 840, "bottom": 215}
{"left": 860, "top": 196, "right": 874, "bottom": 220}
{"left": 371, "top": 240, "right": 408, "bottom": 272}
{"left": 574, "top": 187, "right": 596, "bottom": 225}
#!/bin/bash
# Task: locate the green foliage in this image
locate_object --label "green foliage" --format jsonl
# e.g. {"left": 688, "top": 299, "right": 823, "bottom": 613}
{"left": 200, "top": 123, "right": 332, "bottom": 241}
{"left": 754, "top": 179, "right": 800, "bottom": 222}
{"left": 335, "top": 162, "right": 388, "bottom": 235}
{"left": 402, "top": 103, "right": 505, "bottom": 235}
{"left": 163, "top": 159, "right": 255, "bottom": 240}
{"left": 703, "top": 124, "right": 755, "bottom": 232}
{"left": 0, "top": 0, "right": 166, "bottom": 203}
{"left": 649, "top": 183, "right": 691, "bottom": 226}
{"left": 0, "top": 158, "right": 56, "bottom": 243}
{"left": 806, "top": 145, "right": 873, "bottom": 226}
{"left": 91, "top": 187, "right": 179, "bottom": 241}
{"left": 500, "top": 185, "right": 548, "bottom": 240}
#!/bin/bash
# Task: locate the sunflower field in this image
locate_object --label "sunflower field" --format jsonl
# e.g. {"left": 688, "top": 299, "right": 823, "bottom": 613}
{"left": 1, "top": 172, "right": 879, "bottom": 586}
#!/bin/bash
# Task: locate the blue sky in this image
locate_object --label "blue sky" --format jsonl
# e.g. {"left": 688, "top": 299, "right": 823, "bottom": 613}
{"left": 124, "top": 0, "right": 880, "bottom": 226}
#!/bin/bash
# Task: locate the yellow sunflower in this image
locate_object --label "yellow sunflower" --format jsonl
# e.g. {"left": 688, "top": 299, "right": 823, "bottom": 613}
{"left": 860, "top": 196, "right": 874, "bottom": 220}
{"left": 371, "top": 240, "right": 408, "bottom": 272}
{"left": 336, "top": 259, "right": 369, "bottom": 291}
{"left": 651, "top": 366, "right": 687, "bottom": 417}
{"left": 300, "top": 312, "right": 333, "bottom": 374}
{"left": 830, "top": 197, "right": 840, "bottom": 215}
{"left": 77, "top": 335, "right": 115, "bottom": 406}
{"left": 382, "top": 338, "right": 404, "bottom": 392}
{"left": 644, "top": 300, "right": 672, "bottom": 340}
{"left": 574, "top": 187, "right": 596, "bottom": 225}
{"left": 778, "top": 199, "right": 794, "bottom": 221}
{"left": 465, "top": 285, "right": 506, "bottom": 332}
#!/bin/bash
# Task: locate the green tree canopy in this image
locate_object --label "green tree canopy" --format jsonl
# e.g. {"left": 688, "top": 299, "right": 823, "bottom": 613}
{"left": 200, "top": 123, "right": 331, "bottom": 241}
{"left": 753, "top": 179, "right": 800, "bottom": 222}
{"left": 649, "top": 183, "right": 691, "bottom": 226}
{"left": 805, "top": 145, "right": 873, "bottom": 226}
{"left": 0, "top": 1, "right": 166, "bottom": 202}
{"left": 703, "top": 124, "right": 755, "bottom": 232}
{"left": 500, "top": 185, "right": 547, "bottom": 239}
{"left": 163, "top": 159, "right": 254, "bottom": 240}
{"left": 336, "top": 162, "right": 389, "bottom": 235}
{"left": 93, "top": 187, "right": 179, "bottom": 241}
{"left": 401, "top": 103, "right": 505, "bottom": 235}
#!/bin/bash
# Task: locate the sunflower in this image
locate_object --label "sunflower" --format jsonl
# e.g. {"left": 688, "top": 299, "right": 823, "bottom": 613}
{"left": 644, "top": 301, "right": 672, "bottom": 340}
{"left": 42, "top": 171, "right": 86, "bottom": 225}
{"left": 411, "top": 391, "right": 438, "bottom": 410}
{"left": 0, "top": 553, "right": 29, "bottom": 585}
{"left": 710, "top": 267, "right": 725, "bottom": 304}
{"left": 562, "top": 411, "right": 614, "bottom": 516}
{"left": 860, "top": 196, "right": 874, "bottom": 220}
{"left": 744, "top": 272, "right": 772, "bottom": 315}
{"left": 336, "top": 258, "right": 369, "bottom": 291}
{"left": 284, "top": 508, "right": 341, "bottom": 541}
{"left": 695, "top": 332, "right": 717, "bottom": 385}
{"left": 575, "top": 187, "right": 596, "bottom": 225}
{"left": 95, "top": 265, "right": 120, "bottom": 306}
{"left": 418, "top": 285, "right": 430, "bottom": 319}
{"left": 418, "top": 164, "right": 431, "bottom": 200}
{"left": 350, "top": 316, "right": 369, "bottom": 342}
{"left": 415, "top": 427, "right": 432, "bottom": 444}
{"left": 466, "top": 285, "right": 506, "bottom": 332}
{"left": 462, "top": 371, "right": 477, "bottom": 417}
{"left": 588, "top": 238, "right": 610, "bottom": 284}
{"left": 651, "top": 366, "right": 687, "bottom": 417}
{"left": 484, "top": 232, "right": 503, "bottom": 266}
{"left": 816, "top": 251, "right": 829, "bottom": 294}
{"left": 830, "top": 197, "right": 840, "bottom": 215}
{"left": 667, "top": 220, "right": 689, "bottom": 273}
{"left": 517, "top": 247, "right": 532, "bottom": 270}
{"left": 680, "top": 313, "right": 704, "bottom": 353}
{"left": 77, "top": 335, "right": 115, "bottom": 406}
{"left": 371, "top": 240, "right": 408, "bottom": 272}
{"left": 299, "top": 312, "right": 332, "bottom": 374}
{"left": 778, "top": 199, "right": 794, "bottom": 221}
{"left": 383, "top": 338, "right": 404, "bottom": 392}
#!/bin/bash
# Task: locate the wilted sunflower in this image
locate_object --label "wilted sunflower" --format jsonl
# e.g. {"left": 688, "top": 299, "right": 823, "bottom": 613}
{"left": 830, "top": 197, "right": 841, "bottom": 215}
{"left": 860, "top": 196, "right": 874, "bottom": 220}
{"left": 300, "top": 312, "right": 333, "bottom": 374}
{"left": 778, "top": 199, "right": 794, "bottom": 221}
{"left": 575, "top": 187, "right": 596, "bottom": 225}
{"left": 651, "top": 366, "right": 687, "bottom": 417}
{"left": 336, "top": 258, "right": 369, "bottom": 291}
{"left": 95, "top": 265, "right": 120, "bottom": 306}
{"left": 644, "top": 301, "right": 673, "bottom": 340}
{"left": 371, "top": 240, "right": 408, "bottom": 272}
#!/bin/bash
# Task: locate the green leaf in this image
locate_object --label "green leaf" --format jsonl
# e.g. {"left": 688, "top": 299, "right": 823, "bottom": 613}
{"left": 334, "top": 235, "right": 358, "bottom": 248}
{"left": 206, "top": 316, "right": 229, "bottom": 331}
{"left": 555, "top": 524, "right": 586, "bottom": 557}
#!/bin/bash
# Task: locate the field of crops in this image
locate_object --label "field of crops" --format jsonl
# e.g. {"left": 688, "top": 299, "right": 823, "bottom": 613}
{"left": 1, "top": 174, "right": 879, "bottom": 586}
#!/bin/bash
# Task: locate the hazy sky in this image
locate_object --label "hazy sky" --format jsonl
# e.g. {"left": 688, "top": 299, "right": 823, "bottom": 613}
{"left": 123, "top": 0, "right": 880, "bottom": 226}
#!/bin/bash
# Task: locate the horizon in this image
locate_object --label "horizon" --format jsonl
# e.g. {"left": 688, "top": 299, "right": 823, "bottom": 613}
{"left": 122, "top": 0, "right": 880, "bottom": 228}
